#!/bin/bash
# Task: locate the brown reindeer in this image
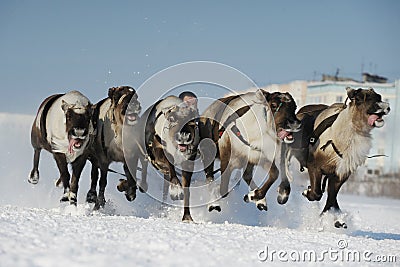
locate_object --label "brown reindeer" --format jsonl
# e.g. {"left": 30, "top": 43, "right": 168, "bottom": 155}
{"left": 29, "top": 90, "right": 94, "bottom": 204}
{"left": 281, "top": 87, "right": 390, "bottom": 228}
{"left": 200, "top": 89, "right": 301, "bottom": 212}
{"left": 87, "top": 86, "right": 145, "bottom": 209}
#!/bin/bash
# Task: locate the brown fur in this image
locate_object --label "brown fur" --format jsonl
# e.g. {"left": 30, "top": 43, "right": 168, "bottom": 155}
{"left": 201, "top": 89, "right": 300, "bottom": 212}
{"left": 29, "top": 91, "right": 94, "bottom": 204}
{"left": 87, "top": 86, "right": 145, "bottom": 208}
{"left": 284, "top": 87, "right": 390, "bottom": 226}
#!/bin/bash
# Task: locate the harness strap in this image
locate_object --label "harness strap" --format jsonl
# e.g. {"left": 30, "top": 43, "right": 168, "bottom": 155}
{"left": 230, "top": 124, "right": 251, "bottom": 146}
{"left": 218, "top": 105, "right": 252, "bottom": 138}
{"left": 309, "top": 113, "right": 339, "bottom": 145}
{"left": 320, "top": 140, "right": 343, "bottom": 158}
{"left": 211, "top": 94, "right": 243, "bottom": 139}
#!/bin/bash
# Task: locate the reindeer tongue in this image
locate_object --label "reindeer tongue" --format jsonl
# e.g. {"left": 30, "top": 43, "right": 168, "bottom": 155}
{"left": 278, "top": 130, "right": 290, "bottom": 140}
{"left": 178, "top": 144, "right": 187, "bottom": 152}
{"left": 368, "top": 114, "right": 379, "bottom": 126}
{"left": 68, "top": 139, "right": 79, "bottom": 154}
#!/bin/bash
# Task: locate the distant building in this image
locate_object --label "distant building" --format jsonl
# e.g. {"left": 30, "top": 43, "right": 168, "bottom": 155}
{"left": 362, "top": 72, "right": 388, "bottom": 84}
{"left": 262, "top": 80, "right": 308, "bottom": 107}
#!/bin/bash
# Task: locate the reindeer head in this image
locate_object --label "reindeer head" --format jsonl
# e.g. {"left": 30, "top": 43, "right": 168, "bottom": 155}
{"left": 160, "top": 97, "right": 200, "bottom": 160}
{"left": 61, "top": 100, "right": 94, "bottom": 154}
{"left": 257, "top": 89, "right": 301, "bottom": 143}
{"left": 108, "top": 86, "right": 141, "bottom": 126}
{"left": 346, "top": 87, "right": 390, "bottom": 130}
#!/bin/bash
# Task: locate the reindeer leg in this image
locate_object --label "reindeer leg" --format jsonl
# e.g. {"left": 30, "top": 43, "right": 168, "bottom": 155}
{"left": 29, "top": 148, "right": 41, "bottom": 184}
{"left": 208, "top": 142, "right": 233, "bottom": 212}
{"left": 242, "top": 163, "right": 257, "bottom": 190}
{"left": 169, "top": 166, "right": 184, "bottom": 201}
{"left": 303, "top": 163, "right": 323, "bottom": 201}
{"left": 122, "top": 162, "right": 137, "bottom": 202}
{"left": 69, "top": 155, "right": 88, "bottom": 205}
{"left": 86, "top": 158, "right": 99, "bottom": 204}
{"left": 181, "top": 164, "right": 194, "bottom": 222}
{"left": 138, "top": 156, "right": 148, "bottom": 193}
{"left": 322, "top": 175, "right": 349, "bottom": 228}
{"left": 94, "top": 168, "right": 107, "bottom": 209}
{"left": 162, "top": 174, "right": 170, "bottom": 203}
{"left": 204, "top": 152, "right": 221, "bottom": 212}
{"left": 277, "top": 142, "right": 291, "bottom": 205}
{"left": 53, "top": 153, "right": 70, "bottom": 202}
{"left": 244, "top": 161, "right": 279, "bottom": 211}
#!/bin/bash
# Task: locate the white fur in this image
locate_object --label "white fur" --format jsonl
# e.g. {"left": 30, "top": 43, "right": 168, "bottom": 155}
{"left": 154, "top": 96, "right": 190, "bottom": 165}
{"left": 219, "top": 90, "right": 278, "bottom": 167}
{"left": 169, "top": 183, "right": 184, "bottom": 200}
{"left": 317, "top": 107, "right": 372, "bottom": 179}
{"left": 46, "top": 91, "right": 92, "bottom": 163}
{"left": 100, "top": 99, "right": 123, "bottom": 157}
{"left": 245, "top": 190, "right": 267, "bottom": 208}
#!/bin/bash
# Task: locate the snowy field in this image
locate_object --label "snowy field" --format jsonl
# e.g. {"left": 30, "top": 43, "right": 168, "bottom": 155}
{"left": 0, "top": 113, "right": 399, "bottom": 266}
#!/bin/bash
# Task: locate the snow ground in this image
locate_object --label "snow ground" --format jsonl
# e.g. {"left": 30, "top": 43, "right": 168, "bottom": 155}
{"left": 0, "top": 113, "right": 399, "bottom": 266}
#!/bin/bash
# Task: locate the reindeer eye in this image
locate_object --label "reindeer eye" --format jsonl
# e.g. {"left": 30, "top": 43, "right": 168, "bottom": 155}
{"left": 271, "top": 103, "right": 278, "bottom": 109}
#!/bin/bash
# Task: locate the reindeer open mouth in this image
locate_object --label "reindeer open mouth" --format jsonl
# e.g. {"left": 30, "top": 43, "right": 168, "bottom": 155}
{"left": 68, "top": 128, "right": 87, "bottom": 154}
{"left": 277, "top": 121, "right": 301, "bottom": 144}
{"left": 368, "top": 102, "right": 390, "bottom": 128}
{"left": 125, "top": 111, "right": 139, "bottom": 125}
{"left": 277, "top": 129, "right": 294, "bottom": 143}
{"left": 175, "top": 131, "right": 194, "bottom": 155}
{"left": 68, "top": 135, "right": 87, "bottom": 153}
{"left": 368, "top": 112, "right": 385, "bottom": 128}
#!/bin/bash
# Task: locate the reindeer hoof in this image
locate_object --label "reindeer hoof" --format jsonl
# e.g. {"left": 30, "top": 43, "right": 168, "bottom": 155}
{"left": 94, "top": 196, "right": 106, "bottom": 210}
{"left": 277, "top": 194, "right": 289, "bottom": 205}
{"left": 182, "top": 214, "right": 194, "bottom": 222}
{"left": 28, "top": 176, "right": 39, "bottom": 184}
{"left": 243, "top": 194, "right": 250, "bottom": 203}
{"left": 302, "top": 187, "right": 322, "bottom": 201}
{"left": 208, "top": 204, "right": 221, "bottom": 212}
{"left": 277, "top": 184, "right": 290, "bottom": 205}
{"left": 125, "top": 192, "right": 136, "bottom": 202}
{"left": 257, "top": 203, "right": 268, "bottom": 211}
{"left": 67, "top": 192, "right": 77, "bottom": 205}
{"left": 256, "top": 198, "right": 268, "bottom": 211}
{"left": 117, "top": 179, "right": 129, "bottom": 192}
{"left": 334, "top": 221, "right": 347, "bottom": 229}
{"left": 86, "top": 191, "right": 97, "bottom": 203}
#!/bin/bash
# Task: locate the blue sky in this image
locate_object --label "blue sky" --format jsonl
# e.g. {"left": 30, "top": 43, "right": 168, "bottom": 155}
{"left": 1, "top": 0, "right": 399, "bottom": 114}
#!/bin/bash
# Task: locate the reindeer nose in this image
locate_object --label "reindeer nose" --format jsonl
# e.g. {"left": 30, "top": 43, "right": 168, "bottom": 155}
{"left": 74, "top": 128, "right": 86, "bottom": 137}
{"left": 289, "top": 119, "right": 302, "bottom": 130}
{"left": 379, "top": 102, "right": 390, "bottom": 114}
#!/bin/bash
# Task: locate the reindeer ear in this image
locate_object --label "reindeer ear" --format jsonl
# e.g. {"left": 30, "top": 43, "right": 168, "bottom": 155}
{"left": 127, "top": 86, "right": 137, "bottom": 96}
{"left": 256, "top": 89, "right": 267, "bottom": 103}
{"left": 61, "top": 100, "right": 70, "bottom": 112}
{"left": 109, "top": 87, "right": 124, "bottom": 104}
{"left": 346, "top": 87, "right": 356, "bottom": 100}
{"left": 108, "top": 87, "right": 116, "bottom": 99}
{"left": 87, "top": 103, "right": 95, "bottom": 117}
